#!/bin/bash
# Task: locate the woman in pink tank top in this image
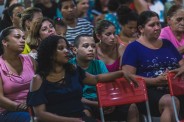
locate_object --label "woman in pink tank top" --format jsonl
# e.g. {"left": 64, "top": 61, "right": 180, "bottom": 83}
{"left": 94, "top": 20, "right": 139, "bottom": 122}
{"left": 94, "top": 20, "right": 125, "bottom": 72}
{"left": 0, "top": 27, "right": 36, "bottom": 122}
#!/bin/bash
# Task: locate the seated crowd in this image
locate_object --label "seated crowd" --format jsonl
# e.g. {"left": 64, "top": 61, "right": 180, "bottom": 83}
{"left": 0, "top": 0, "right": 184, "bottom": 122}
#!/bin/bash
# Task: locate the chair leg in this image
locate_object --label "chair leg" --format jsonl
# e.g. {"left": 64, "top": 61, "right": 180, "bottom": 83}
{"left": 171, "top": 96, "right": 180, "bottom": 122}
{"left": 99, "top": 107, "right": 105, "bottom": 122}
{"left": 146, "top": 101, "right": 152, "bottom": 122}
{"left": 141, "top": 114, "right": 148, "bottom": 122}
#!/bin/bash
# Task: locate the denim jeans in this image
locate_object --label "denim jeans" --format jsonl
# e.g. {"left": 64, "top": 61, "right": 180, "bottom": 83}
{"left": 0, "top": 111, "right": 30, "bottom": 122}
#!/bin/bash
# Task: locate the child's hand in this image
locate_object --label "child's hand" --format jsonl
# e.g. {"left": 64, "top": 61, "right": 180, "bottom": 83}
{"left": 103, "top": 106, "right": 115, "bottom": 114}
{"left": 122, "top": 70, "right": 139, "bottom": 87}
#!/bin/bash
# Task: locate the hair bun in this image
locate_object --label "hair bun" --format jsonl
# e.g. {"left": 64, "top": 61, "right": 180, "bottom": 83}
{"left": 117, "top": 5, "right": 132, "bottom": 18}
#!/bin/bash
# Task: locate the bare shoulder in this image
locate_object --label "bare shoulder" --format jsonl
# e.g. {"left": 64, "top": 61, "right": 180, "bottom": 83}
{"left": 30, "top": 74, "right": 43, "bottom": 92}
{"left": 118, "top": 43, "right": 126, "bottom": 55}
{"left": 29, "top": 55, "right": 37, "bottom": 72}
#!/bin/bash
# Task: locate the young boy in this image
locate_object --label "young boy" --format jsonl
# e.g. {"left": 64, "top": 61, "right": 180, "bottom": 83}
{"left": 69, "top": 34, "right": 108, "bottom": 114}
{"left": 69, "top": 34, "right": 139, "bottom": 121}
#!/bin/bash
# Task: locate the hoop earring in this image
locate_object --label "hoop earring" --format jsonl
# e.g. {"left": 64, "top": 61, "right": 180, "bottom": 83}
{"left": 98, "top": 39, "right": 101, "bottom": 44}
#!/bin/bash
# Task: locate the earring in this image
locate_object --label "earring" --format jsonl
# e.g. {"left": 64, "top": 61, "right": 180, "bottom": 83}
{"left": 98, "top": 39, "right": 101, "bottom": 44}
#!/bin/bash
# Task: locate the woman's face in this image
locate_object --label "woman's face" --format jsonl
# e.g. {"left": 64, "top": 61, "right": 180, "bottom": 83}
{"left": 77, "top": 0, "right": 89, "bottom": 14}
{"left": 98, "top": 25, "right": 117, "bottom": 46}
{"left": 55, "top": 39, "right": 70, "bottom": 64}
{"left": 140, "top": 16, "right": 161, "bottom": 40}
{"left": 4, "top": 29, "right": 25, "bottom": 53}
{"left": 169, "top": 9, "right": 184, "bottom": 33}
{"left": 39, "top": 20, "right": 56, "bottom": 40}
{"left": 122, "top": 21, "right": 138, "bottom": 38}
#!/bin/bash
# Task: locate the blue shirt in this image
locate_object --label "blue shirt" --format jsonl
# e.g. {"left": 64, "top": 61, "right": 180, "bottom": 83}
{"left": 27, "top": 66, "right": 86, "bottom": 117}
{"left": 122, "top": 40, "right": 182, "bottom": 78}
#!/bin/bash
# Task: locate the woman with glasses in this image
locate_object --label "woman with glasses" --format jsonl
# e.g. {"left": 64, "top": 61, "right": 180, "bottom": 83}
{"left": 159, "top": 5, "right": 184, "bottom": 57}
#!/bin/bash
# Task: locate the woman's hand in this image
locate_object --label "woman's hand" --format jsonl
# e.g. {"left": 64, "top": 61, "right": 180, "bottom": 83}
{"left": 170, "top": 66, "right": 184, "bottom": 78}
{"left": 154, "top": 70, "right": 168, "bottom": 85}
{"left": 16, "top": 102, "right": 28, "bottom": 111}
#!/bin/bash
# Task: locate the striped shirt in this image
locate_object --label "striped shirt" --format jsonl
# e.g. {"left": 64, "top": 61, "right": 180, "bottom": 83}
{"left": 66, "top": 18, "right": 93, "bottom": 44}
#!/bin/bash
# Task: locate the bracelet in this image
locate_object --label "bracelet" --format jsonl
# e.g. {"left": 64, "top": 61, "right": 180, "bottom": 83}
{"left": 15, "top": 103, "right": 21, "bottom": 111}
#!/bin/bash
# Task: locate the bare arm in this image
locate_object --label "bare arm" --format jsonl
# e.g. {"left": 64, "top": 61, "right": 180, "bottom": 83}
{"left": 133, "top": 0, "right": 149, "bottom": 14}
{"left": 30, "top": 75, "right": 83, "bottom": 122}
{"left": 83, "top": 70, "right": 137, "bottom": 86}
{"left": 29, "top": 56, "right": 37, "bottom": 72}
{"left": 122, "top": 65, "right": 168, "bottom": 86}
{"left": 82, "top": 70, "right": 124, "bottom": 85}
{"left": 81, "top": 98, "right": 98, "bottom": 107}
{"left": 177, "top": 46, "right": 184, "bottom": 55}
{"left": 0, "top": 77, "right": 19, "bottom": 111}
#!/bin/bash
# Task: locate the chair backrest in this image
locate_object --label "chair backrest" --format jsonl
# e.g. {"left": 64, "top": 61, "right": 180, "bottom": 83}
{"left": 96, "top": 77, "right": 148, "bottom": 107}
{"left": 167, "top": 72, "right": 184, "bottom": 96}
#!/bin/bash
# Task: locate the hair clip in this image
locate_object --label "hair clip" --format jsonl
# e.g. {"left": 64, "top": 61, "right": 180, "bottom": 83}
{"left": 56, "top": 17, "right": 61, "bottom": 21}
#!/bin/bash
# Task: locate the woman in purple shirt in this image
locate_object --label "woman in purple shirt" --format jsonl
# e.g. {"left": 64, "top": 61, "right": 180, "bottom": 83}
{"left": 122, "top": 11, "right": 184, "bottom": 122}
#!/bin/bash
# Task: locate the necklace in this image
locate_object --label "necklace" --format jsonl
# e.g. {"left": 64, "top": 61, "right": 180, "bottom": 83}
{"left": 56, "top": 76, "right": 65, "bottom": 86}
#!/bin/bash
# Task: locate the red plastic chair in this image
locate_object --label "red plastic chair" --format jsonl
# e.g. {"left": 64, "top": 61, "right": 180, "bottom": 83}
{"left": 167, "top": 72, "right": 184, "bottom": 122}
{"left": 28, "top": 107, "right": 37, "bottom": 122}
{"left": 96, "top": 77, "right": 152, "bottom": 122}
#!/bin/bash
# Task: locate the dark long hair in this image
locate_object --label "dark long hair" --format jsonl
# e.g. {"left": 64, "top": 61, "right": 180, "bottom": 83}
{"left": 117, "top": 5, "right": 138, "bottom": 26}
{"left": 137, "top": 11, "right": 159, "bottom": 34}
{"left": 36, "top": 35, "right": 75, "bottom": 78}
{"left": 138, "top": 11, "right": 159, "bottom": 28}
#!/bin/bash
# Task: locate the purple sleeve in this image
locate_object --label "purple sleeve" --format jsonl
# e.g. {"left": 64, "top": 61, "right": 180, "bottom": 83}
{"left": 122, "top": 43, "right": 139, "bottom": 68}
